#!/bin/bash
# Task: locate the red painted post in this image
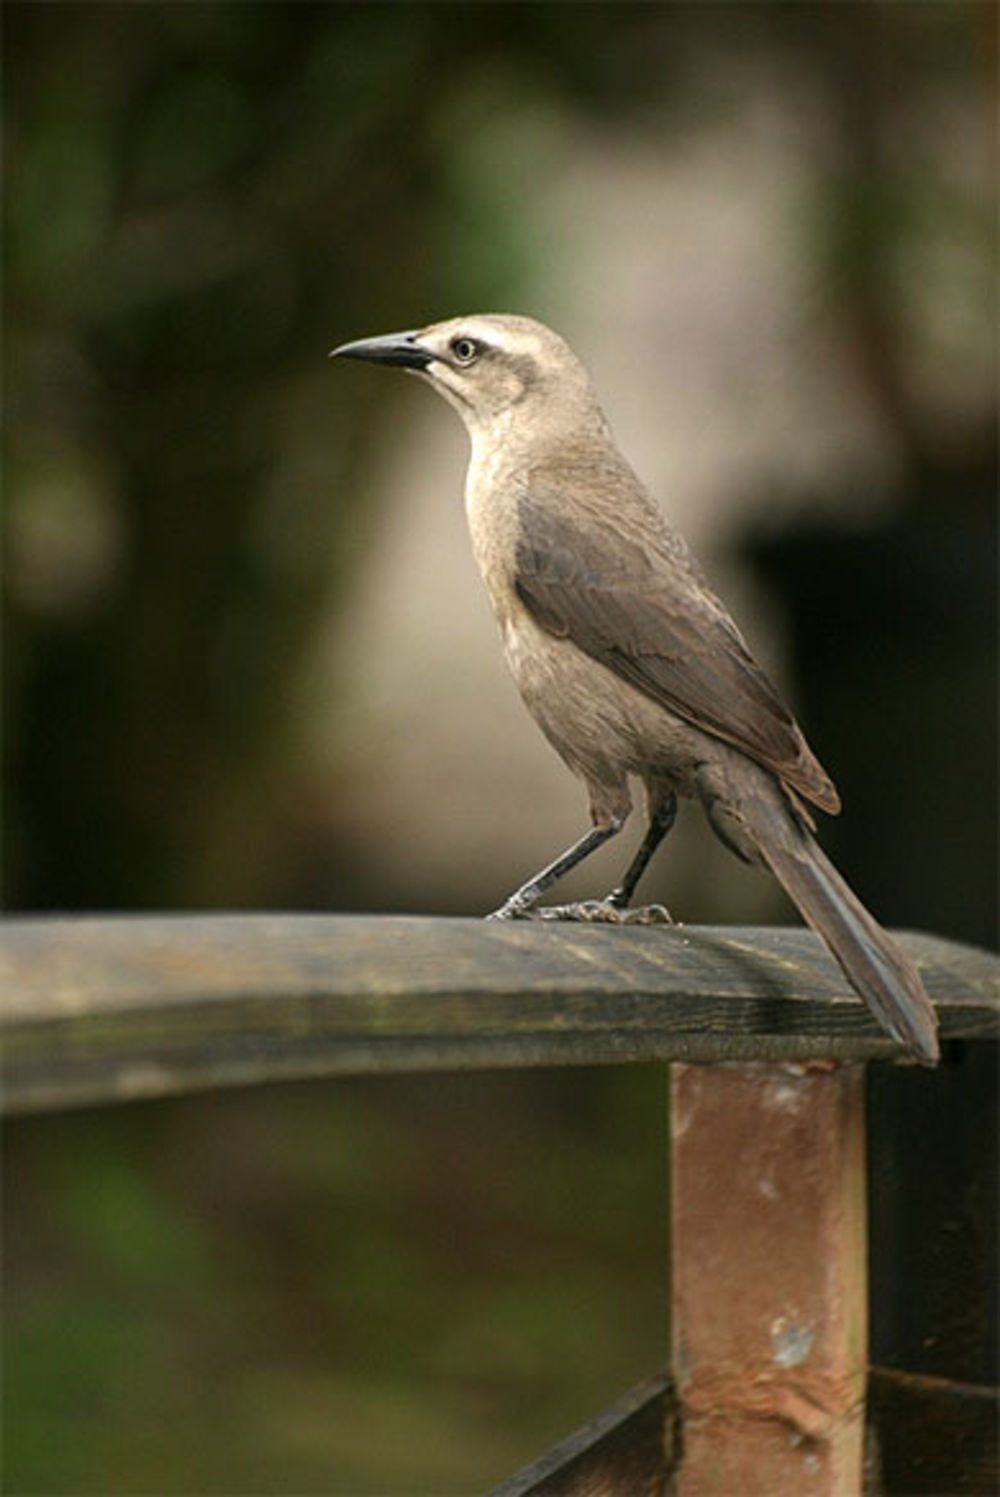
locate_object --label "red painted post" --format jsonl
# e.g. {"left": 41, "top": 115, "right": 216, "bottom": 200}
{"left": 670, "top": 1062, "right": 868, "bottom": 1496}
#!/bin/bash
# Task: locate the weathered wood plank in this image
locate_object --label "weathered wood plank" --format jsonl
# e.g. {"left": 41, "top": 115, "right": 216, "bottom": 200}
{"left": 488, "top": 1372, "right": 677, "bottom": 1496}
{"left": 1, "top": 916, "right": 996, "bottom": 1112}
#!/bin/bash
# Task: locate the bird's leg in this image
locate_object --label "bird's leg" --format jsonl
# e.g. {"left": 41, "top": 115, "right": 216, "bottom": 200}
{"left": 606, "top": 792, "right": 678, "bottom": 912}
{"left": 525, "top": 792, "right": 678, "bottom": 925}
{"left": 487, "top": 819, "right": 624, "bottom": 921}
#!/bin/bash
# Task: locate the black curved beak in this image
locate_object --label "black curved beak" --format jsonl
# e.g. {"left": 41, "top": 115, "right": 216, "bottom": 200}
{"left": 329, "top": 330, "right": 434, "bottom": 370}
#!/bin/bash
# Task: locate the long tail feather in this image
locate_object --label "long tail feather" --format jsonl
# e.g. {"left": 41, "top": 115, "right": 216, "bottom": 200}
{"left": 755, "top": 822, "right": 939, "bottom": 1063}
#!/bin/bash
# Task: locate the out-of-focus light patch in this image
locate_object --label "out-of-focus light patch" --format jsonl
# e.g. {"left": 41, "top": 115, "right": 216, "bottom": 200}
{"left": 894, "top": 227, "right": 996, "bottom": 441}
{"left": 6, "top": 453, "right": 125, "bottom": 621}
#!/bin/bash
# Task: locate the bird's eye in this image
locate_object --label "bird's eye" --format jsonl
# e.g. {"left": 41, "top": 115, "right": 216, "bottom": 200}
{"left": 450, "top": 336, "right": 480, "bottom": 365}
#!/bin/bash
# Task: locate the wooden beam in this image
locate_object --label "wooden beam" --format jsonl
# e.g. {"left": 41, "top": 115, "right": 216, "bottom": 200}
{"left": 1, "top": 916, "right": 996, "bottom": 1113}
{"left": 488, "top": 1372, "right": 677, "bottom": 1496}
{"left": 670, "top": 1062, "right": 868, "bottom": 1496}
{"left": 484, "top": 1363, "right": 999, "bottom": 1496}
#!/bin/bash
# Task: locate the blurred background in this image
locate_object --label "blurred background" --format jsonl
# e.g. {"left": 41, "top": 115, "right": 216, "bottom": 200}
{"left": 3, "top": 3, "right": 996, "bottom": 1492}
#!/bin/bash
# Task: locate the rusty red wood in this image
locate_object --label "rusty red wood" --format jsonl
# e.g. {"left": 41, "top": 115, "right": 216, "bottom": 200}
{"left": 670, "top": 1062, "right": 867, "bottom": 1496}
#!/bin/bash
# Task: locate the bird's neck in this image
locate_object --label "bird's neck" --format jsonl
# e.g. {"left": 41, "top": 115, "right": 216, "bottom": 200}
{"left": 465, "top": 393, "right": 614, "bottom": 484}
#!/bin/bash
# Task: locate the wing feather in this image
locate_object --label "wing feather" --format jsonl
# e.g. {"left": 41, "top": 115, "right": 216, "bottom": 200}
{"left": 514, "top": 490, "right": 840, "bottom": 814}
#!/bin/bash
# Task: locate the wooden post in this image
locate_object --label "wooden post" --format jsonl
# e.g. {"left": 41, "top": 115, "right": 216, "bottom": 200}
{"left": 670, "top": 1062, "right": 867, "bottom": 1496}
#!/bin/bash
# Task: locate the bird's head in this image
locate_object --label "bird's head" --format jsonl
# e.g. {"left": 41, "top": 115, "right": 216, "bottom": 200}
{"left": 331, "top": 314, "right": 600, "bottom": 438}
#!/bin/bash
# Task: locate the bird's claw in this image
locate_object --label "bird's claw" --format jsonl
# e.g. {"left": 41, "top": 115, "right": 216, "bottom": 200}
{"left": 614, "top": 902, "right": 674, "bottom": 925}
{"left": 488, "top": 900, "right": 673, "bottom": 925}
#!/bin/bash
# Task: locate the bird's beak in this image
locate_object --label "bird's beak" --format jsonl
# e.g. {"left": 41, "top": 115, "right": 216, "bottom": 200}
{"left": 329, "top": 330, "right": 435, "bottom": 370}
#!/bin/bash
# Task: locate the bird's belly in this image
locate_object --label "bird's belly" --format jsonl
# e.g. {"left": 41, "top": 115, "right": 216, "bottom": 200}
{"left": 501, "top": 607, "right": 703, "bottom": 793}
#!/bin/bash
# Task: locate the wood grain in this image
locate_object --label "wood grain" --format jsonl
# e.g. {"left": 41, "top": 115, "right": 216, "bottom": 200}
{"left": 1, "top": 915, "right": 996, "bottom": 1112}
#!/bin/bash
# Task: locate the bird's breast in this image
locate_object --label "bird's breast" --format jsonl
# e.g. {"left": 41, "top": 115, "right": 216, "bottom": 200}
{"left": 498, "top": 602, "right": 705, "bottom": 793}
{"left": 463, "top": 453, "right": 524, "bottom": 625}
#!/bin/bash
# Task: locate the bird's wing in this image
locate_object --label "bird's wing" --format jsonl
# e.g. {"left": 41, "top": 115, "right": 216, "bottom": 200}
{"left": 514, "top": 491, "right": 840, "bottom": 814}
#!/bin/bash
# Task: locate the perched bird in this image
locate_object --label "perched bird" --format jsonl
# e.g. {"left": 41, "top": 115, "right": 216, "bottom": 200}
{"left": 332, "top": 314, "right": 939, "bottom": 1063}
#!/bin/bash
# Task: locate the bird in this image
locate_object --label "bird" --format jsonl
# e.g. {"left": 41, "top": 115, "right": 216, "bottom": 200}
{"left": 331, "top": 313, "right": 939, "bottom": 1064}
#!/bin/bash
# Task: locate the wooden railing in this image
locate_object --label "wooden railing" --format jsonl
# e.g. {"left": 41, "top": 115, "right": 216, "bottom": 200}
{"left": 2, "top": 915, "right": 998, "bottom": 1494}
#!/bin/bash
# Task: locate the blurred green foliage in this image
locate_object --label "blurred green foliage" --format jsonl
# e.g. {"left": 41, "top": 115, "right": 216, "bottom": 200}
{"left": 4, "top": 1070, "right": 669, "bottom": 1492}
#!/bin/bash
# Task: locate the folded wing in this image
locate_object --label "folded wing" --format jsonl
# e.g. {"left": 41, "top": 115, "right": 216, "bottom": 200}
{"left": 514, "top": 489, "right": 840, "bottom": 815}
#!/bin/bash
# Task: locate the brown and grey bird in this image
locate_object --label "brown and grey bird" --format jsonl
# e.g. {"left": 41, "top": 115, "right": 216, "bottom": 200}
{"left": 332, "top": 313, "right": 939, "bottom": 1063}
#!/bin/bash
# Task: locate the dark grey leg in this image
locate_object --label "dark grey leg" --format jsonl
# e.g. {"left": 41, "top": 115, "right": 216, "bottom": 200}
{"left": 607, "top": 793, "right": 678, "bottom": 908}
{"left": 488, "top": 819, "right": 624, "bottom": 920}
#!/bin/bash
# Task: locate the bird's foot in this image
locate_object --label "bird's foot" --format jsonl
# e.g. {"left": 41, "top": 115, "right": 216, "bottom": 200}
{"left": 488, "top": 899, "right": 673, "bottom": 925}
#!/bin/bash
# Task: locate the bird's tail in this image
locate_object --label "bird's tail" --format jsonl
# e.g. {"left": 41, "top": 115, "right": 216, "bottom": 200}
{"left": 751, "top": 813, "right": 940, "bottom": 1064}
